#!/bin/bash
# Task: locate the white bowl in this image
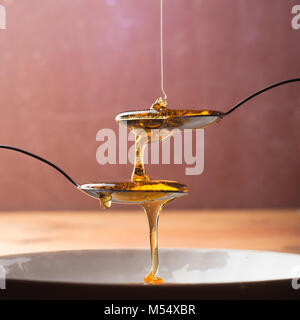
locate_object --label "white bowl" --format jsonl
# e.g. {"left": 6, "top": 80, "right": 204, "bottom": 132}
{"left": 0, "top": 248, "right": 299, "bottom": 299}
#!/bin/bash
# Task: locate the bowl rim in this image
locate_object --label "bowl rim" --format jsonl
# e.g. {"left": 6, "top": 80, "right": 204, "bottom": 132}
{"left": 1, "top": 248, "right": 299, "bottom": 286}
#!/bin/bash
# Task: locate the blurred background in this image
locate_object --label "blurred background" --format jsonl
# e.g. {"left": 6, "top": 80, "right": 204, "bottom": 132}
{"left": 0, "top": 0, "right": 299, "bottom": 211}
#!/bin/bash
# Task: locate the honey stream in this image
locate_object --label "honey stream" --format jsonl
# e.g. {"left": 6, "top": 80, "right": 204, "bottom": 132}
{"left": 131, "top": 100, "right": 177, "bottom": 283}
{"left": 97, "top": 99, "right": 188, "bottom": 284}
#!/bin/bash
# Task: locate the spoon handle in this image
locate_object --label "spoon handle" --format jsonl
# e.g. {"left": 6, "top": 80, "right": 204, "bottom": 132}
{"left": 225, "top": 78, "right": 300, "bottom": 116}
{"left": 0, "top": 145, "right": 78, "bottom": 187}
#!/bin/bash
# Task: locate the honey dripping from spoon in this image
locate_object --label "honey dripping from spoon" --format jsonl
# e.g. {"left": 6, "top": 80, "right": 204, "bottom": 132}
{"left": 142, "top": 197, "right": 176, "bottom": 284}
{"left": 98, "top": 192, "right": 112, "bottom": 209}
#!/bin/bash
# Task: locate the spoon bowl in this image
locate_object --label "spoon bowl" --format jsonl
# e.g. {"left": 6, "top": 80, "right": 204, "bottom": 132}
{"left": 78, "top": 180, "right": 188, "bottom": 204}
{"left": 116, "top": 109, "right": 225, "bottom": 131}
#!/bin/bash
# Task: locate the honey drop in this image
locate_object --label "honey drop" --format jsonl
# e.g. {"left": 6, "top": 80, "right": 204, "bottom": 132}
{"left": 144, "top": 271, "right": 164, "bottom": 284}
{"left": 98, "top": 193, "right": 112, "bottom": 209}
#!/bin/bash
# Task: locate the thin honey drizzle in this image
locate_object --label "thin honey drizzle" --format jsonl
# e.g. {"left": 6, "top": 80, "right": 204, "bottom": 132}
{"left": 141, "top": 197, "right": 176, "bottom": 284}
{"left": 131, "top": 130, "right": 150, "bottom": 182}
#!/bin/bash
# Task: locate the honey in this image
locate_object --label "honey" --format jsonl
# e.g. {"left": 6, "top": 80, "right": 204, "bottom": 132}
{"left": 141, "top": 197, "right": 176, "bottom": 284}
{"left": 81, "top": 97, "right": 223, "bottom": 283}
{"left": 131, "top": 129, "right": 150, "bottom": 182}
{"left": 116, "top": 98, "right": 224, "bottom": 131}
{"left": 79, "top": 99, "right": 197, "bottom": 283}
{"left": 80, "top": 180, "right": 188, "bottom": 204}
{"left": 79, "top": 97, "right": 223, "bottom": 283}
{"left": 98, "top": 192, "right": 112, "bottom": 209}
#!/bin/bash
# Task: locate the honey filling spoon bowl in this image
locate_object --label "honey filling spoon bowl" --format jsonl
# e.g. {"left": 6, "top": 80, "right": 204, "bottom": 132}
{"left": 79, "top": 180, "right": 188, "bottom": 209}
{"left": 116, "top": 101, "right": 224, "bottom": 131}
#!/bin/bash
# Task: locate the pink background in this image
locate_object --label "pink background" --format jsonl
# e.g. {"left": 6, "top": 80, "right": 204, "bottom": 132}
{"left": 0, "top": 0, "right": 299, "bottom": 211}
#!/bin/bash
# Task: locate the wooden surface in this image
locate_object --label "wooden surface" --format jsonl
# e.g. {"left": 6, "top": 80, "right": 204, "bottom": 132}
{"left": 0, "top": 209, "right": 300, "bottom": 256}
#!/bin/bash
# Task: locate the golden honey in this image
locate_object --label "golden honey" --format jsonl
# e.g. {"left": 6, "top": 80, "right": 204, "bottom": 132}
{"left": 116, "top": 98, "right": 224, "bottom": 131}
{"left": 94, "top": 98, "right": 222, "bottom": 284}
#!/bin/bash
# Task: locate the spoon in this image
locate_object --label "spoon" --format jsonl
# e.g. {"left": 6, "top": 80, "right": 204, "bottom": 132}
{"left": 116, "top": 78, "right": 300, "bottom": 131}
